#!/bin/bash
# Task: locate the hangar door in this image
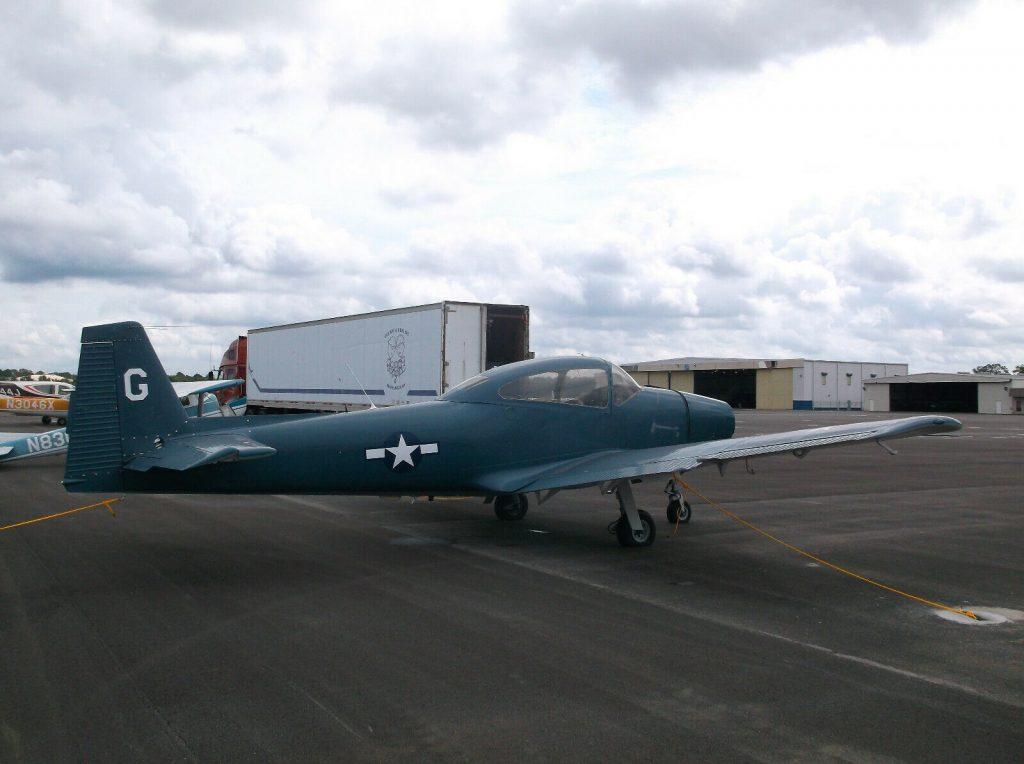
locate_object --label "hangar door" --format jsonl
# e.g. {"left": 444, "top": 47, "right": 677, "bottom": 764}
{"left": 890, "top": 382, "right": 977, "bottom": 413}
{"left": 694, "top": 370, "right": 756, "bottom": 409}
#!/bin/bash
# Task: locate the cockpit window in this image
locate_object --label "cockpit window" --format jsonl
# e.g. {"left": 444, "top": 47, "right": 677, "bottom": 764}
{"left": 498, "top": 371, "right": 559, "bottom": 403}
{"left": 611, "top": 365, "right": 640, "bottom": 406}
{"left": 559, "top": 368, "right": 609, "bottom": 407}
{"left": 499, "top": 368, "right": 609, "bottom": 408}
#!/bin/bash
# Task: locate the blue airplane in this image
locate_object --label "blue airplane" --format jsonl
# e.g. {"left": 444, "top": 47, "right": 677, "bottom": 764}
{"left": 63, "top": 322, "right": 961, "bottom": 547}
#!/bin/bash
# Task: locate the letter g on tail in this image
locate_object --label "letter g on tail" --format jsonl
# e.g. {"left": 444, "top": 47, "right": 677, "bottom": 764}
{"left": 124, "top": 368, "right": 149, "bottom": 401}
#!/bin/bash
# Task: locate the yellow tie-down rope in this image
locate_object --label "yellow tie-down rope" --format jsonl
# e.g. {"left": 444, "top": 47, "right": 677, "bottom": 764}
{"left": 671, "top": 473, "right": 978, "bottom": 621}
{"left": 0, "top": 498, "right": 122, "bottom": 534}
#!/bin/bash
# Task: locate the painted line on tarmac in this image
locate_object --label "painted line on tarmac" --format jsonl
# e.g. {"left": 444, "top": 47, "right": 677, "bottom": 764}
{"left": 459, "top": 542, "right": 1024, "bottom": 711}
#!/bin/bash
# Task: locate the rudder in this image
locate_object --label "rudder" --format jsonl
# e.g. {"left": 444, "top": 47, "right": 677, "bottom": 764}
{"left": 64, "top": 322, "right": 187, "bottom": 492}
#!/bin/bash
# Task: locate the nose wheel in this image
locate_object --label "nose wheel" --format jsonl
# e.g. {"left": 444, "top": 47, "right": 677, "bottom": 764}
{"left": 665, "top": 479, "right": 692, "bottom": 525}
{"left": 667, "top": 498, "right": 691, "bottom": 525}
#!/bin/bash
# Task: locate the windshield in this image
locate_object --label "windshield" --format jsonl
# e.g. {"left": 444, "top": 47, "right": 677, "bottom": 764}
{"left": 498, "top": 367, "right": 609, "bottom": 408}
{"left": 440, "top": 374, "right": 488, "bottom": 399}
{"left": 611, "top": 365, "right": 640, "bottom": 405}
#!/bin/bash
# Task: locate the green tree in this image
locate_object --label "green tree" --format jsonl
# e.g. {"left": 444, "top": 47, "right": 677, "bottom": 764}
{"left": 972, "top": 363, "right": 1009, "bottom": 374}
{"left": 1014, "top": 364, "right": 1024, "bottom": 375}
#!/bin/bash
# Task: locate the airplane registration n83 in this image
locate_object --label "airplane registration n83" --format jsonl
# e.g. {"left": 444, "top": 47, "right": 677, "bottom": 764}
{"left": 64, "top": 322, "right": 960, "bottom": 547}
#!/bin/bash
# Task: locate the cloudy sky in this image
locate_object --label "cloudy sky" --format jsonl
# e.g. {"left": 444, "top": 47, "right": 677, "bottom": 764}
{"left": 1, "top": 0, "right": 1021, "bottom": 374}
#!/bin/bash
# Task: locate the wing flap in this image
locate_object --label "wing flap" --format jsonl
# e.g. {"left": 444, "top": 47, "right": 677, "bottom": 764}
{"left": 125, "top": 433, "right": 276, "bottom": 472}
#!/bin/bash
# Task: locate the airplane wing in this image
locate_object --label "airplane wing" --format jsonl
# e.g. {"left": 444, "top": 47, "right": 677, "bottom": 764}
{"left": 479, "top": 415, "right": 961, "bottom": 494}
{"left": 125, "top": 432, "right": 276, "bottom": 472}
{"left": 170, "top": 379, "right": 243, "bottom": 398}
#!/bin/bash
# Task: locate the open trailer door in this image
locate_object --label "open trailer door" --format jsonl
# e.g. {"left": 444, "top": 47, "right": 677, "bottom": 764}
{"left": 484, "top": 304, "right": 529, "bottom": 369}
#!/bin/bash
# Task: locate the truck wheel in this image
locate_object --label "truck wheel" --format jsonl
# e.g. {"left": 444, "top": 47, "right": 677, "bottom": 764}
{"left": 494, "top": 494, "right": 528, "bottom": 521}
{"left": 41, "top": 415, "right": 52, "bottom": 424}
{"left": 56, "top": 417, "right": 67, "bottom": 426}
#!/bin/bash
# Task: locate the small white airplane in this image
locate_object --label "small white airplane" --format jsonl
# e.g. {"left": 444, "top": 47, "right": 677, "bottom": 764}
{"left": 0, "top": 379, "right": 243, "bottom": 466}
{"left": 0, "top": 380, "right": 75, "bottom": 425}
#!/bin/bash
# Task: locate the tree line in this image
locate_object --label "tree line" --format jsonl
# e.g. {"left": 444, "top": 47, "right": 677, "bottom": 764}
{"left": 1, "top": 369, "right": 213, "bottom": 383}
{"left": 971, "top": 363, "right": 1024, "bottom": 375}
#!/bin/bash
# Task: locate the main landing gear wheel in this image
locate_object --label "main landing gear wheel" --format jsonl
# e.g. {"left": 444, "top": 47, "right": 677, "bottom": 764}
{"left": 616, "top": 509, "right": 656, "bottom": 547}
{"left": 494, "top": 493, "right": 528, "bottom": 521}
{"left": 667, "top": 499, "right": 692, "bottom": 525}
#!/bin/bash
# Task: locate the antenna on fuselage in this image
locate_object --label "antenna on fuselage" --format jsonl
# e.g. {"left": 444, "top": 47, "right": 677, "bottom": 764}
{"left": 343, "top": 362, "right": 376, "bottom": 410}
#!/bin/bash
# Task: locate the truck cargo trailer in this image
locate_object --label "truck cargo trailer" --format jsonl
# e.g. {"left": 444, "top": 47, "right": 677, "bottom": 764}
{"left": 245, "top": 302, "right": 529, "bottom": 413}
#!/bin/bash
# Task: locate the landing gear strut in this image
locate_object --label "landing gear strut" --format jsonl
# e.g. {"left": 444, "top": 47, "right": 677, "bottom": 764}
{"left": 609, "top": 480, "right": 655, "bottom": 547}
{"left": 494, "top": 493, "right": 528, "bottom": 521}
{"left": 665, "top": 479, "right": 691, "bottom": 525}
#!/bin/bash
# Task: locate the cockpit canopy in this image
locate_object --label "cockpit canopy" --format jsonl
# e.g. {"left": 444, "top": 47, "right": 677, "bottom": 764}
{"left": 440, "top": 356, "right": 640, "bottom": 408}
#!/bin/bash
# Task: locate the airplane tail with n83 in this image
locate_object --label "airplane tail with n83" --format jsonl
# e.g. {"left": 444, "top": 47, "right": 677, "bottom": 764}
{"left": 64, "top": 322, "right": 960, "bottom": 547}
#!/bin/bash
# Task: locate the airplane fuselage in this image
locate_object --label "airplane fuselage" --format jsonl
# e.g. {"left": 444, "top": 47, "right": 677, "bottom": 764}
{"left": 74, "top": 387, "right": 734, "bottom": 495}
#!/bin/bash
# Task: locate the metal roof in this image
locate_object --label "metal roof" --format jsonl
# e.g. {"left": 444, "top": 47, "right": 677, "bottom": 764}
{"left": 864, "top": 373, "right": 1014, "bottom": 384}
{"left": 249, "top": 301, "right": 527, "bottom": 333}
{"left": 622, "top": 357, "right": 804, "bottom": 371}
{"left": 622, "top": 357, "right": 903, "bottom": 372}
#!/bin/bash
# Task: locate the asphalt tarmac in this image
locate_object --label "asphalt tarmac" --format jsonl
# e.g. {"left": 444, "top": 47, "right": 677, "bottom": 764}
{"left": 1, "top": 409, "right": 1022, "bottom": 761}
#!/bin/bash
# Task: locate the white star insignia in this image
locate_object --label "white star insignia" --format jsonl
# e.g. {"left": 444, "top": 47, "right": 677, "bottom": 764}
{"left": 386, "top": 434, "right": 417, "bottom": 468}
{"left": 365, "top": 434, "right": 439, "bottom": 469}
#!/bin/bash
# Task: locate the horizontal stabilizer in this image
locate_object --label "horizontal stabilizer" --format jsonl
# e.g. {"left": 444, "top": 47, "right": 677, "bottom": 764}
{"left": 125, "top": 433, "right": 276, "bottom": 472}
{"left": 170, "top": 378, "right": 244, "bottom": 398}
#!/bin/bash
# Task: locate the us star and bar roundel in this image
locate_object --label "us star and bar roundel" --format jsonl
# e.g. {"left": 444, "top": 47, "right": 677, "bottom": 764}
{"left": 364, "top": 432, "right": 439, "bottom": 472}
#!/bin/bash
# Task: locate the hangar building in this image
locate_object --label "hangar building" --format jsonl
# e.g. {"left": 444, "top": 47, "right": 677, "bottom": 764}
{"left": 864, "top": 373, "right": 1024, "bottom": 415}
{"left": 622, "top": 357, "right": 907, "bottom": 410}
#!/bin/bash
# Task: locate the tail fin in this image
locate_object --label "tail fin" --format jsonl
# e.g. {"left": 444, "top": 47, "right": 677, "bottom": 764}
{"left": 64, "top": 322, "right": 187, "bottom": 492}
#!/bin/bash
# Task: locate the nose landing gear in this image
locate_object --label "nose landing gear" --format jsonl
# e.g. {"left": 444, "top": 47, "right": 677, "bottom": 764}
{"left": 665, "top": 479, "right": 692, "bottom": 525}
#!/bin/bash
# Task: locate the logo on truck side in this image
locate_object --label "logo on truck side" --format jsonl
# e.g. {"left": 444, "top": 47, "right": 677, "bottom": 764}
{"left": 385, "top": 328, "right": 408, "bottom": 391}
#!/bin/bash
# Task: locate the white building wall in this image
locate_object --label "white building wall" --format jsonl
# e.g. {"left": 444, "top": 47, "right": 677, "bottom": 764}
{"left": 978, "top": 382, "right": 1013, "bottom": 415}
{"left": 812, "top": 361, "right": 841, "bottom": 409}
{"left": 863, "top": 384, "right": 890, "bottom": 412}
{"left": 793, "top": 365, "right": 809, "bottom": 408}
{"left": 836, "top": 362, "right": 862, "bottom": 409}
{"left": 862, "top": 363, "right": 886, "bottom": 384}
{"left": 884, "top": 364, "right": 908, "bottom": 377}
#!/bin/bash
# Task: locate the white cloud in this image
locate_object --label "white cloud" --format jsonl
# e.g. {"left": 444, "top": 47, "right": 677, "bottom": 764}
{"left": 0, "top": 0, "right": 1022, "bottom": 375}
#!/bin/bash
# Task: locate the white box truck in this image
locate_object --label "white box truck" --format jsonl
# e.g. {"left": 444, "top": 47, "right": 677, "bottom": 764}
{"left": 245, "top": 302, "right": 530, "bottom": 413}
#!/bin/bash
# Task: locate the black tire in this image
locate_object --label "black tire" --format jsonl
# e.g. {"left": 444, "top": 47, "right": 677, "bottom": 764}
{"left": 666, "top": 499, "right": 692, "bottom": 525}
{"left": 56, "top": 417, "right": 67, "bottom": 426}
{"left": 616, "top": 509, "right": 656, "bottom": 547}
{"left": 41, "top": 415, "right": 52, "bottom": 424}
{"left": 494, "top": 493, "right": 528, "bottom": 521}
